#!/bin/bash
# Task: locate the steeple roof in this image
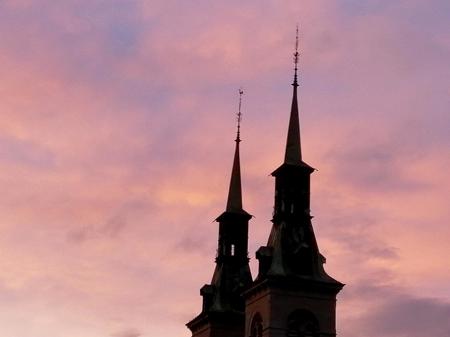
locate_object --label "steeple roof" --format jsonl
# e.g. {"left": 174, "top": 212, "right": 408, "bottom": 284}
{"left": 285, "top": 27, "right": 302, "bottom": 165}
{"left": 226, "top": 138, "right": 243, "bottom": 212}
{"left": 273, "top": 29, "right": 314, "bottom": 175}
{"left": 284, "top": 76, "right": 302, "bottom": 165}
{"left": 224, "top": 89, "right": 248, "bottom": 214}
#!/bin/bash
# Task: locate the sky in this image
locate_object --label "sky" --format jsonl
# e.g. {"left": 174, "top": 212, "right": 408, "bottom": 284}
{"left": 0, "top": 1, "right": 449, "bottom": 337}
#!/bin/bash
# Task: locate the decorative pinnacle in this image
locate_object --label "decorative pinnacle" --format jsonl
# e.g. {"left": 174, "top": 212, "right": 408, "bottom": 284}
{"left": 236, "top": 88, "right": 244, "bottom": 142}
{"left": 293, "top": 25, "right": 299, "bottom": 86}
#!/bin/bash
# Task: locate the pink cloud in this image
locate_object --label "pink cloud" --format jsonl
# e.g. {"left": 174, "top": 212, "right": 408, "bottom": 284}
{"left": 0, "top": 1, "right": 448, "bottom": 337}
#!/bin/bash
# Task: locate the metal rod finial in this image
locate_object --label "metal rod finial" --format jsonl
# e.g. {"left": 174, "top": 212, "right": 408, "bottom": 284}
{"left": 293, "top": 25, "right": 300, "bottom": 86}
{"left": 236, "top": 88, "right": 244, "bottom": 142}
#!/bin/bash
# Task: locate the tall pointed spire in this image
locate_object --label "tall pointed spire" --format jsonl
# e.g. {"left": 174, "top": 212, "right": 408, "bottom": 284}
{"left": 187, "top": 89, "right": 252, "bottom": 337}
{"left": 284, "top": 26, "right": 302, "bottom": 165}
{"left": 226, "top": 89, "right": 244, "bottom": 212}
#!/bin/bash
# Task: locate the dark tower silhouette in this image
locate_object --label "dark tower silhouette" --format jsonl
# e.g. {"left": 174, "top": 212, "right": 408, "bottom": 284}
{"left": 243, "top": 29, "right": 344, "bottom": 337}
{"left": 187, "top": 90, "right": 253, "bottom": 337}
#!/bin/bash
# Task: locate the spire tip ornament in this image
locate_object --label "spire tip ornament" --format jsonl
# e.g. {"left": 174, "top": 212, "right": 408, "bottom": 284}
{"left": 293, "top": 25, "right": 300, "bottom": 86}
{"left": 236, "top": 88, "right": 244, "bottom": 142}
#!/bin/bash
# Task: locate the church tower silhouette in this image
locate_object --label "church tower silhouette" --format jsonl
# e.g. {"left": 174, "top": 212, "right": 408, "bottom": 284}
{"left": 187, "top": 30, "right": 343, "bottom": 337}
{"left": 243, "top": 29, "right": 344, "bottom": 337}
{"left": 186, "top": 90, "right": 253, "bottom": 337}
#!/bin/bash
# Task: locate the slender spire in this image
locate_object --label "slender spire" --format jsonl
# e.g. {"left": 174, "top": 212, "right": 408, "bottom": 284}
{"left": 284, "top": 26, "right": 302, "bottom": 165}
{"left": 226, "top": 89, "right": 244, "bottom": 212}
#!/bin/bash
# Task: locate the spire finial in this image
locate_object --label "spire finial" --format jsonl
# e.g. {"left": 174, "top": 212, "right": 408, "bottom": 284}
{"left": 293, "top": 25, "right": 299, "bottom": 87}
{"left": 236, "top": 88, "right": 244, "bottom": 142}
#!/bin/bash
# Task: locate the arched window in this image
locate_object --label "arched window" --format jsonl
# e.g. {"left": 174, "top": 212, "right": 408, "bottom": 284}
{"left": 286, "top": 309, "right": 319, "bottom": 337}
{"left": 249, "top": 313, "right": 263, "bottom": 337}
